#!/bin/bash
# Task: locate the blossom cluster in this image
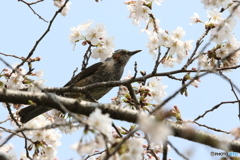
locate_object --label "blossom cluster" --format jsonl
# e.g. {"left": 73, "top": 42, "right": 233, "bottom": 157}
{"left": 0, "top": 65, "right": 56, "bottom": 159}
{"left": 70, "top": 108, "right": 172, "bottom": 160}
{"left": 126, "top": 0, "right": 164, "bottom": 26}
{"left": 20, "top": 115, "right": 62, "bottom": 160}
{"left": 192, "top": 2, "right": 240, "bottom": 69}
{"left": 112, "top": 76, "right": 167, "bottom": 112}
{"left": 0, "top": 65, "right": 45, "bottom": 93}
{"left": 146, "top": 28, "right": 193, "bottom": 67}
{"left": 53, "top": 0, "right": 72, "bottom": 16}
{"left": 201, "top": 0, "right": 240, "bottom": 21}
{"left": 201, "top": 0, "right": 232, "bottom": 9}
{"left": 69, "top": 20, "right": 115, "bottom": 62}
{"left": 138, "top": 113, "right": 172, "bottom": 150}
{"left": 0, "top": 144, "right": 17, "bottom": 160}
{"left": 198, "top": 38, "right": 240, "bottom": 69}
{"left": 71, "top": 109, "right": 113, "bottom": 156}
{"left": 125, "top": 0, "right": 193, "bottom": 67}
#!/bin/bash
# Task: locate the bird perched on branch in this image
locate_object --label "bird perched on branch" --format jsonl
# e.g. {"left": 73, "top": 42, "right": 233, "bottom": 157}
{"left": 19, "top": 49, "right": 141, "bottom": 123}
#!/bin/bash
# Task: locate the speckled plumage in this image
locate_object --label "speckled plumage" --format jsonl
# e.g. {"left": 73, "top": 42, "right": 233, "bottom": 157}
{"left": 19, "top": 49, "right": 141, "bottom": 123}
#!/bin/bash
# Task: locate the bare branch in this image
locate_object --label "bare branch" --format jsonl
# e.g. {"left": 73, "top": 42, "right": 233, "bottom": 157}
{"left": 167, "top": 141, "right": 189, "bottom": 160}
{"left": 194, "top": 100, "right": 240, "bottom": 122}
{"left": 189, "top": 121, "right": 230, "bottom": 134}
{"left": 18, "top": 0, "right": 47, "bottom": 22}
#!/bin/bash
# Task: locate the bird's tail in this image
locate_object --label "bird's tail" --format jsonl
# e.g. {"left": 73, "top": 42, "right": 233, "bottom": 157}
{"left": 18, "top": 105, "right": 50, "bottom": 123}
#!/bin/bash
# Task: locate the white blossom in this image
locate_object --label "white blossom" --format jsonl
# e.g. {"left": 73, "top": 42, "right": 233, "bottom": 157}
{"left": 190, "top": 13, "right": 201, "bottom": 25}
{"left": 102, "top": 36, "right": 115, "bottom": 52}
{"left": 143, "top": 0, "right": 165, "bottom": 6}
{"left": 228, "top": 3, "right": 240, "bottom": 19}
{"left": 88, "top": 108, "right": 112, "bottom": 138}
{"left": 21, "top": 116, "right": 61, "bottom": 160}
{"left": 127, "top": 0, "right": 151, "bottom": 25}
{"left": 158, "top": 30, "right": 172, "bottom": 47}
{"left": 138, "top": 113, "right": 172, "bottom": 143}
{"left": 172, "top": 27, "right": 185, "bottom": 39}
{"left": 191, "top": 80, "right": 199, "bottom": 88}
{"left": 53, "top": 0, "right": 71, "bottom": 16}
{"left": 162, "top": 57, "right": 179, "bottom": 68}
{"left": 128, "top": 137, "right": 144, "bottom": 160}
{"left": 168, "top": 37, "right": 184, "bottom": 56}
{"left": 69, "top": 20, "right": 93, "bottom": 44}
{"left": 146, "top": 30, "right": 159, "bottom": 59}
{"left": 95, "top": 23, "right": 107, "bottom": 38}
{"left": 6, "top": 73, "right": 26, "bottom": 90}
{"left": 207, "top": 9, "right": 223, "bottom": 25}
{"left": 71, "top": 141, "right": 95, "bottom": 156}
{"left": 183, "top": 40, "right": 193, "bottom": 51}
{"left": 28, "top": 79, "right": 45, "bottom": 93}
{"left": 42, "top": 147, "right": 57, "bottom": 159}
{"left": 201, "top": 0, "right": 232, "bottom": 9}
{"left": 146, "top": 77, "right": 167, "bottom": 103}
{"left": 0, "top": 144, "right": 17, "bottom": 160}
{"left": 61, "top": 2, "right": 71, "bottom": 16}
{"left": 91, "top": 46, "right": 112, "bottom": 62}
{"left": 85, "top": 28, "right": 105, "bottom": 45}
{"left": 69, "top": 26, "right": 82, "bottom": 44}
{"left": 216, "top": 47, "right": 229, "bottom": 59}
{"left": 35, "top": 70, "right": 44, "bottom": 79}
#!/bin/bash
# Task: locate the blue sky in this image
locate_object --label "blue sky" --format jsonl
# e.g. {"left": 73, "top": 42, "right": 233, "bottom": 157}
{"left": 1, "top": 0, "right": 240, "bottom": 160}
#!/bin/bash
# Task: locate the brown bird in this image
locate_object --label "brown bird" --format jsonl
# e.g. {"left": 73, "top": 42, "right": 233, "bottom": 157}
{"left": 19, "top": 49, "right": 141, "bottom": 123}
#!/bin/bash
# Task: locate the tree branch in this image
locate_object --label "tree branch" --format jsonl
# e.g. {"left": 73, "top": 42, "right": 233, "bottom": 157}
{"left": 40, "top": 66, "right": 240, "bottom": 95}
{"left": 0, "top": 89, "right": 240, "bottom": 152}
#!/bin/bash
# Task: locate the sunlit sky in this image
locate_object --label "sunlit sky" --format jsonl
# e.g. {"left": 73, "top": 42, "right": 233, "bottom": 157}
{"left": 1, "top": 0, "right": 240, "bottom": 160}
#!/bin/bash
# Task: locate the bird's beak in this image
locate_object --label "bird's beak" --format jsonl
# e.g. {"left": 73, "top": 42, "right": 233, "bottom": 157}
{"left": 129, "top": 50, "right": 142, "bottom": 56}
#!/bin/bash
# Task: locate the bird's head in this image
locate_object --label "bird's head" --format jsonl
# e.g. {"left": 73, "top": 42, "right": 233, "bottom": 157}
{"left": 106, "top": 49, "right": 141, "bottom": 66}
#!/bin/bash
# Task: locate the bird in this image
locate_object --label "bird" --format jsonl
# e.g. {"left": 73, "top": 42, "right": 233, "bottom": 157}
{"left": 18, "top": 49, "right": 141, "bottom": 123}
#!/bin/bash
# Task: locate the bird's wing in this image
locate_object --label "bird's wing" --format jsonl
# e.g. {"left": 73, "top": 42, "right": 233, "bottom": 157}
{"left": 64, "top": 62, "right": 103, "bottom": 87}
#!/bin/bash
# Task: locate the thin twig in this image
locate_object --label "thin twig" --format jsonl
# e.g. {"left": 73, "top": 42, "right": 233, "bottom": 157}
{"left": 126, "top": 84, "right": 139, "bottom": 110}
{"left": 112, "top": 122, "right": 123, "bottom": 138}
{"left": 133, "top": 61, "right": 138, "bottom": 79}
{"left": 18, "top": 0, "right": 44, "bottom": 5}
{"left": 182, "top": 28, "right": 210, "bottom": 70}
{"left": 71, "top": 67, "right": 78, "bottom": 81}
{"left": 152, "top": 47, "right": 161, "bottom": 74}
{"left": 5, "top": 103, "right": 32, "bottom": 160}
{"left": 103, "top": 127, "right": 139, "bottom": 160}
{"left": 81, "top": 45, "right": 92, "bottom": 72}
{"left": 145, "top": 133, "right": 159, "bottom": 160}
{"left": 18, "top": 0, "right": 47, "bottom": 22}
{"left": 167, "top": 74, "right": 182, "bottom": 81}
{"left": 191, "top": 121, "right": 230, "bottom": 134}
{"left": 194, "top": 100, "right": 240, "bottom": 122}
{"left": 0, "top": 126, "right": 24, "bottom": 138}
{"left": 167, "top": 141, "right": 189, "bottom": 160}
{"left": 16, "top": 0, "right": 70, "bottom": 69}
{"left": 85, "top": 150, "right": 106, "bottom": 160}
{"left": 220, "top": 73, "right": 240, "bottom": 121}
